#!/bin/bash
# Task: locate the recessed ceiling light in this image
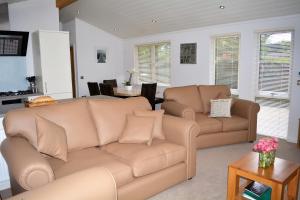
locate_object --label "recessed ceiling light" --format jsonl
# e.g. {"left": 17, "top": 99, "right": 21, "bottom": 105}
{"left": 219, "top": 5, "right": 225, "bottom": 9}
{"left": 151, "top": 19, "right": 158, "bottom": 23}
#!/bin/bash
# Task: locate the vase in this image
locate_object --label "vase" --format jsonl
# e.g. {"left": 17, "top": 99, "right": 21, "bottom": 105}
{"left": 124, "top": 85, "right": 133, "bottom": 90}
{"left": 258, "top": 151, "right": 276, "bottom": 168}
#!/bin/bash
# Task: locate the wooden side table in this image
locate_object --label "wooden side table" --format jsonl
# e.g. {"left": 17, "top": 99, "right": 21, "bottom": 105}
{"left": 227, "top": 152, "right": 300, "bottom": 200}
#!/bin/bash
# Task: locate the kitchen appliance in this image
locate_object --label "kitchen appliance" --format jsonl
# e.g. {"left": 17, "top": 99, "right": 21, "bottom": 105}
{"left": 0, "top": 90, "right": 33, "bottom": 114}
{"left": 0, "top": 30, "right": 29, "bottom": 56}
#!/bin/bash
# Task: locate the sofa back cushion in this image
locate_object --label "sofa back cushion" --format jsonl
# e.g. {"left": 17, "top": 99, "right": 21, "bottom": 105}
{"left": 163, "top": 85, "right": 203, "bottom": 112}
{"left": 198, "top": 85, "right": 231, "bottom": 114}
{"left": 4, "top": 99, "right": 99, "bottom": 151}
{"left": 88, "top": 97, "right": 152, "bottom": 146}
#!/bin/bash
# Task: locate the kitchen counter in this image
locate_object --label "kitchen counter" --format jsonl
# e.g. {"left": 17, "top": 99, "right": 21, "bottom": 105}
{"left": 0, "top": 93, "right": 42, "bottom": 100}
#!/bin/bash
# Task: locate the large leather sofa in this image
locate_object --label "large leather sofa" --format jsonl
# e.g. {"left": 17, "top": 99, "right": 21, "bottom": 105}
{"left": 1, "top": 97, "right": 199, "bottom": 200}
{"left": 162, "top": 85, "right": 260, "bottom": 149}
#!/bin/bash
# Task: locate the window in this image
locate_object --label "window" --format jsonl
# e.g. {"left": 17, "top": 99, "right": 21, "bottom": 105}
{"left": 214, "top": 35, "right": 240, "bottom": 90}
{"left": 135, "top": 42, "right": 170, "bottom": 85}
{"left": 257, "top": 31, "right": 292, "bottom": 98}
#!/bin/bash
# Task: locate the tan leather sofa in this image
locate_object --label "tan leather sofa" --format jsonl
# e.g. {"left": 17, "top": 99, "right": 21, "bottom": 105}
{"left": 162, "top": 85, "right": 260, "bottom": 149}
{"left": 7, "top": 167, "right": 117, "bottom": 200}
{"left": 1, "top": 97, "right": 199, "bottom": 200}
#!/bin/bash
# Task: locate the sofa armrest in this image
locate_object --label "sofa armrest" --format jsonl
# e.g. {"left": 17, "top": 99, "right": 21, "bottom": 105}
{"left": 1, "top": 137, "right": 54, "bottom": 190}
{"left": 162, "top": 115, "right": 200, "bottom": 179}
{"left": 231, "top": 98, "right": 260, "bottom": 142}
{"left": 161, "top": 101, "right": 195, "bottom": 120}
{"left": 7, "top": 167, "right": 117, "bottom": 200}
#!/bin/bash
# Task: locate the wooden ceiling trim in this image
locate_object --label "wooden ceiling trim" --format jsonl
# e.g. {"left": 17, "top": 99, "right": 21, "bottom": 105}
{"left": 56, "top": 0, "right": 77, "bottom": 9}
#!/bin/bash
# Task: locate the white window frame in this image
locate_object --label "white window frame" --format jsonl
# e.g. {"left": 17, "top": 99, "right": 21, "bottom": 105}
{"left": 134, "top": 41, "right": 171, "bottom": 86}
{"left": 255, "top": 30, "right": 294, "bottom": 100}
{"left": 212, "top": 33, "right": 241, "bottom": 95}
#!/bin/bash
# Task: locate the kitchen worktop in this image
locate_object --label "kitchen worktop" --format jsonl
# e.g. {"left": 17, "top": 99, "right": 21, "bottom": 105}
{"left": 0, "top": 93, "right": 42, "bottom": 100}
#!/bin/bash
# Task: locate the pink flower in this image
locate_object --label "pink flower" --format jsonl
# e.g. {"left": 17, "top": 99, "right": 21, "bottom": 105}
{"left": 252, "top": 137, "right": 279, "bottom": 153}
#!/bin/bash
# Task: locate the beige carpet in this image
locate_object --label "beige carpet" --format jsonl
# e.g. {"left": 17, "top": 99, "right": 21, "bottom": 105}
{"left": 150, "top": 138, "right": 300, "bottom": 200}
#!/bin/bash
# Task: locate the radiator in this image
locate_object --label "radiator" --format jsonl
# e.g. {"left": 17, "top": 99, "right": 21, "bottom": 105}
{"left": 0, "top": 117, "right": 9, "bottom": 190}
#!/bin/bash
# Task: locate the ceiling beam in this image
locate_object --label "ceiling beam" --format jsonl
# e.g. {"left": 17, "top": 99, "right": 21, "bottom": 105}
{"left": 56, "top": 0, "right": 77, "bottom": 9}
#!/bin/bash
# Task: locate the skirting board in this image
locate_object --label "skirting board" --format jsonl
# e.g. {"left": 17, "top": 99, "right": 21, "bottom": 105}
{"left": 0, "top": 180, "right": 10, "bottom": 191}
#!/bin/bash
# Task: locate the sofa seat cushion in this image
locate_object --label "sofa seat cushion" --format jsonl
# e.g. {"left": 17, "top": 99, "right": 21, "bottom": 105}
{"left": 195, "top": 113, "right": 222, "bottom": 135}
{"left": 102, "top": 140, "right": 186, "bottom": 177}
{"left": 47, "top": 147, "right": 134, "bottom": 187}
{"left": 217, "top": 115, "right": 248, "bottom": 132}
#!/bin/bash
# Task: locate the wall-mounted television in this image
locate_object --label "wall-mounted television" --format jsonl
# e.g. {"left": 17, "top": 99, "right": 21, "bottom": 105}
{"left": 0, "top": 30, "right": 29, "bottom": 56}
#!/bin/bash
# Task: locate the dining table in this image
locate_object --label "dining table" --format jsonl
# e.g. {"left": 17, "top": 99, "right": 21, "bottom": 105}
{"left": 113, "top": 87, "right": 141, "bottom": 97}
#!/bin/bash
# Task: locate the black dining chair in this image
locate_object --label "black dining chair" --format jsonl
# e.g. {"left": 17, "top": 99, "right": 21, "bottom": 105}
{"left": 103, "top": 79, "right": 118, "bottom": 88}
{"left": 99, "top": 83, "right": 115, "bottom": 96}
{"left": 87, "top": 82, "right": 100, "bottom": 96}
{"left": 141, "top": 83, "right": 158, "bottom": 110}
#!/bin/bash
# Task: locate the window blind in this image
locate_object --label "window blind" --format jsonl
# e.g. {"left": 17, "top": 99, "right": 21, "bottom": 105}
{"left": 136, "top": 42, "right": 170, "bottom": 85}
{"left": 258, "top": 31, "right": 292, "bottom": 97}
{"left": 214, "top": 35, "right": 240, "bottom": 90}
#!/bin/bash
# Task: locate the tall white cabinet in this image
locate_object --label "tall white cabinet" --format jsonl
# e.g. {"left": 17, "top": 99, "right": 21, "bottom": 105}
{"left": 33, "top": 30, "right": 72, "bottom": 100}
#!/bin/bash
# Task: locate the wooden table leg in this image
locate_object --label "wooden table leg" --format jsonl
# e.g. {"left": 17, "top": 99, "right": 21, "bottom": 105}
{"left": 227, "top": 166, "right": 240, "bottom": 200}
{"left": 271, "top": 182, "right": 284, "bottom": 200}
{"left": 287, "top": 168, "right": 300, "bottom": 200}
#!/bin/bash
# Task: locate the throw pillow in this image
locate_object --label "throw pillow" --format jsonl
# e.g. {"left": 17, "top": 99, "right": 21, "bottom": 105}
{"left": 134, "top": 109, "right": 165, "bottom": 140}
{"left": 119, "top": 115, "right": 155, "bottom": 146}
{"left": 35, "top": 115, "right": 68, "bottom": 161}
{"left": 209, "top": 98, "right": 232, "bottom": 118}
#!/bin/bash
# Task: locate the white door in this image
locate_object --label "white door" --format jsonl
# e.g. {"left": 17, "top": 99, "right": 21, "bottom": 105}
{"left": 39, "top": 31, "right": 72, "bottom": 95}
{"left": 255, "top": 31, "right": 293, "bottom": 139}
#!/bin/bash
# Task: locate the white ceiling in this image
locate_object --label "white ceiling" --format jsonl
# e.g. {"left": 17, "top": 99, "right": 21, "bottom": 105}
{"left": 60, "top": 0, "right": 300, "bottom": 38}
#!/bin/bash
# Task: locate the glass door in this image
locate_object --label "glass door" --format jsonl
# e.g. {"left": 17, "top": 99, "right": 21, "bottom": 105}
{"left": 256, "top": 31, "right": 293, "bottom": 139}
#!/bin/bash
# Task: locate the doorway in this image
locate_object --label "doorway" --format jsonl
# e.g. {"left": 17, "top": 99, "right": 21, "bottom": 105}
{"left": 255, "top": 31, "right": 293, "bottom": 139}
{"left": 70, "top": 46, "right": 77, "bottom": 98}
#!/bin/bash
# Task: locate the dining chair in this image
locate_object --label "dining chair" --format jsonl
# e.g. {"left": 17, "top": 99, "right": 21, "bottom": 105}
{"left": 87, "top": 82, "right": 100, "bottom": 96}
{"left": 103, "top": 79, "right": 118, "bottom": 88}
{"left": 99, "top": 83, "right": 115, "bottom": 96}
{"left": 141, "top": 83, "right": 157, "bottom": 110}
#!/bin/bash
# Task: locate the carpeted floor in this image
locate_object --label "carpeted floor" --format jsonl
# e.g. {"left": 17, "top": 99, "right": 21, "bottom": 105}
{"left": 150, "top": 138, "right": 300, "bottom": 200}
{"left": 1, "top": 138, "right": 299, "bottom": 200}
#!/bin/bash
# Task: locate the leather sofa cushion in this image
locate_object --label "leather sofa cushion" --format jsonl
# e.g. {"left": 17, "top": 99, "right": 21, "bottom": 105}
{"left": 119, "top": 115, "right": 154, "bottom": 145}
{"left": 217, "top": 115, "right": 248, "bottom": 132}
{"left": 103, "top": 140, "right": 186, "bottom": 177}
{"left": 4, "top": 99, "right": 99, "bottom": 151}
{"left": 134, "top": 109, "right": 165, "bottom": 140}
{"left": 47, "top": 147, "right": 134, "bottom": 187}
{"left": 36, "top": 115, "right": 68, "bottom": 162}
{"left": 195, "top": 113, "right": 222, "bottom": 135}
{"left": 163, "top": 85, "right": 203, "bottom": 112}
{"left": 88, "top": 97, "right": 151, "bottom": 145}
{"left": 198, "top": 85, "right": 231, "bottom": 114}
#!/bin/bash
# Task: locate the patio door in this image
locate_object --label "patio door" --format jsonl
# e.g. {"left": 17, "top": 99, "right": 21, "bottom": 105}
{"left": 255, "top": 31, "right": 293, "bottom": 139}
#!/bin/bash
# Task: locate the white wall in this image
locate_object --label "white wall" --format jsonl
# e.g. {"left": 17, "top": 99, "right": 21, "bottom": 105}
{"left": 71, "top": 18, "right": 124, "bottom": 97}
{"left": 8, "top": 0, "right": 59, "bottom": 76}
{"left": 124, "top": 14, "right": 300, "bottom": 143}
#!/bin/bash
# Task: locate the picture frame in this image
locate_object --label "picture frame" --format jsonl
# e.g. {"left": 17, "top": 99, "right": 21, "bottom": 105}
{"left": 96, "top": 48, "right": 107, "bottom": 63}
{"left": 180, "top": 43, "right": 197, "bottom": 64}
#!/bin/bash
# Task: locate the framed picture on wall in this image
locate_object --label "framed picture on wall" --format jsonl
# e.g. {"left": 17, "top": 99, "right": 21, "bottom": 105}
{"left": 96, "top": 48, "right": 107, "bottom": 63}
{"left": 180, "top": 43, "right": 197, "bottom": 64}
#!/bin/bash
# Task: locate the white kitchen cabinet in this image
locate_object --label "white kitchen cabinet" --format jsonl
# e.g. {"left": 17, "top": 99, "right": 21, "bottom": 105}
{"left": 33, "top": 30, "right": 72, "bottom": 100}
